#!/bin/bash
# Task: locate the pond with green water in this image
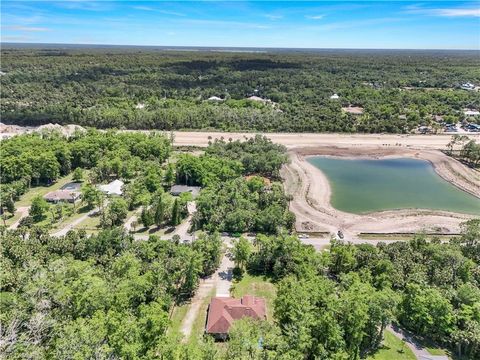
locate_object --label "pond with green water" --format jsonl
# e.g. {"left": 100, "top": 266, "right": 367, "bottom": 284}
{"left": 307, "top": 157, "right": 480, "bottom": 215}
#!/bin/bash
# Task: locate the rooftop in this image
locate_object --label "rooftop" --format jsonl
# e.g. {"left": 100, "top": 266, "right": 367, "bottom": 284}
{"left": 205, "top": 295, "right": 266, "bottom": 335}
{"left": 342, "top": 106, "right": 364, "bottom": 115}
{"left": 44, "top": 190, "right": 80, "bottom": 202}
{"left": 170, "top": 185, "right": 201, "bottom": 196}
{"left": 207, "top": 96, "right": 224, "bottom": 101}
{"left": 98, "top": 179, "right": 124, "bottom": 196}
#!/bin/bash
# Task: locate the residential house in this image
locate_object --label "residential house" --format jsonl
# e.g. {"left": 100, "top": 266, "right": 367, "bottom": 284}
{"left": 44, "top": 190, "right": 81, "bottom": 204}
{"left": 205, "top": 295, "right": 267, "bottom": 340}
{"left": 99, "top": 179, "right": 124, "bottom": 196}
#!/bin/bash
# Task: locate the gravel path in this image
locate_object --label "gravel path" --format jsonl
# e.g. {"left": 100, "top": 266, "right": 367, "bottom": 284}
{"left": 387, "top": 324, "right": 448, "bottom": 360}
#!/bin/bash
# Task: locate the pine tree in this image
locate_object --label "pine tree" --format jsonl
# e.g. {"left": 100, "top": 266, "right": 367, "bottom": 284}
{"left": 171, "top": 198, "right": 180, "bottom": 226}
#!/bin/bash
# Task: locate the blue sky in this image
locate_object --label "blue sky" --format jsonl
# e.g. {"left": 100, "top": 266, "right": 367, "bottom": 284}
{"left": 1, "top": 1, "right": 479, "bottom": 49}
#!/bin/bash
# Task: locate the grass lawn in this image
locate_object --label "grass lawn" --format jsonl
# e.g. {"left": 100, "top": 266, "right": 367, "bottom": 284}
{"left": 367, "top": 330, "right": 416, "bottom": 360}
{"left": 188, "top": 288, "right": 215, "bottom": 346}
{"left": 168, "top": 303, "right": 190, "bottom": 338}
{"left": 131, "top": 225, "right": 168, "bottom": 236}
{"left": 230, "top": 273, "right": 277, "bottom": 321}
{"left": 73, "top": 211, "right": 102, "bottom": 231}
{"left": 15, "top": 174, "right": 75, "bottom": 207}
{"left": 426, "top": 346, "right": 448, "bottom": 356}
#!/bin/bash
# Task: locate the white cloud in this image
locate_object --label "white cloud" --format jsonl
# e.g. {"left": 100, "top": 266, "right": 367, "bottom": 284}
{"left": 132, "top": 6, "right": 154, "bottom": 12}
{"left": 265, "top": 14, "right": 283, "bottom": 20}
{"left": 132, "top": 5, "right": 186, "bottom": 17}
{"left": 6, "top": 25, "right": 51, "bottom": 32}
{"left": 405, "top": 5, "right": 480, "bottom": 17}
{"left": 2, "top": 35, "right": 33, "bottom": 41}
{"left": 433, "top": 8, "right": 480, "bottom": 17}
{"left": 306, "top": 15, "right": 325, "bottom": 20}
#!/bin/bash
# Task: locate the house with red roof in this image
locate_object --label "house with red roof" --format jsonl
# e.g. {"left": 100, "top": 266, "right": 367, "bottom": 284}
{"left": 205, "top": 295, "right": 266, "bottom": 340}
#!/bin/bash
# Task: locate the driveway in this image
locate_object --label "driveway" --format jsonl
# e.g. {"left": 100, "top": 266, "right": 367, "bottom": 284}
{"left": 9, "top": 206, "right": 30, "bottom": 229}
{"left": 51, "top": 207, "right": 100, "bottom": 237}
{"left": 387, "top": 324, "right": 448, "bottom": 360}
{"left": 179, "top": 237, "right": 233, "bottom": 339}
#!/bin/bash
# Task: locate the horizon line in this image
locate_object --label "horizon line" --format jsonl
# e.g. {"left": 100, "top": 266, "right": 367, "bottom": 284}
{"left": 2, "top": 42, "right": 479, "bottom": 52}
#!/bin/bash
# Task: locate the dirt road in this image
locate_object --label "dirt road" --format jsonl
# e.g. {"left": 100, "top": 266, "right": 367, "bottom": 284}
{"left": 51, "top": 207, "right": 100, "bottom": 237}
{"left": 171, "top": 131, "right": 480, "bottom": 149}
{"left": 8, "top": 206, "right": 30, "bottom": 230}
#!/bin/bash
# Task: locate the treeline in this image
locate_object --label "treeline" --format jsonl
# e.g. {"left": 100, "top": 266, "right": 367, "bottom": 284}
{"left": 226, "top": 220, "right": 480, "bottom": 359}
{"left": 2, "top": 48, "right": 479, "bottom": 133}
{"left": 6, "top": 220, "right": 475, "bottom": 359}
{"left": 447, "top": 134, "right": 480, "bottom": 168}
{"left": 0, "top": 227, "right": 223, "bottom": 359}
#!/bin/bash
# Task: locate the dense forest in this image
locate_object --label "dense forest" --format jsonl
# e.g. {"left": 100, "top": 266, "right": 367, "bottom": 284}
{"left": 0, "top": 227, "right": 223, "bottom": 359}
{"left": 1, "top": 48, "right": 479, "bottom": 133}
{"left": 175, "top": 136, "right": 294, "bottom": 233}
{"left": 2, "top": 220, "right": 479, "bottom": 359}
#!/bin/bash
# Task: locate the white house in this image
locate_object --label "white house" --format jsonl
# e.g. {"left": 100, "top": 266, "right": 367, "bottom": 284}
{"left": 464, "top": 109, "right": 480, "bottom": 117}
{"left": 460, "top": 82, "right": 475, "bottom": 91}
{"left": 330, "top": 93, "right": 340, "bottom": 100}
{"left": 99, "top": 179, "right": 124, "bottom": 196}
{"left": 207, "top": 96, "right": 224, "bottom": 102}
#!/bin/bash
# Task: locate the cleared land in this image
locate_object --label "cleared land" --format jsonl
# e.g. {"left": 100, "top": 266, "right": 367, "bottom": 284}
{"left": 170, "top": 131, "right": 480, "bottom": 150}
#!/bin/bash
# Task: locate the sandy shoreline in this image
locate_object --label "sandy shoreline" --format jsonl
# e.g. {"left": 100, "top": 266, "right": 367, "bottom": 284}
{"left": 296, "top": 146, "right": 480, "bottom": 199}
{"left": 282, "top": 146, "right": 479, "bottom": 240}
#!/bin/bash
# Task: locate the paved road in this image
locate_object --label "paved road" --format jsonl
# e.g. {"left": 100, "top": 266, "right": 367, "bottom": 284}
{"left": 387, "top": 324, "right": 448, "bottom": 360}
{"left": 300, "top": 236, "right": 412, "bottom": 249}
